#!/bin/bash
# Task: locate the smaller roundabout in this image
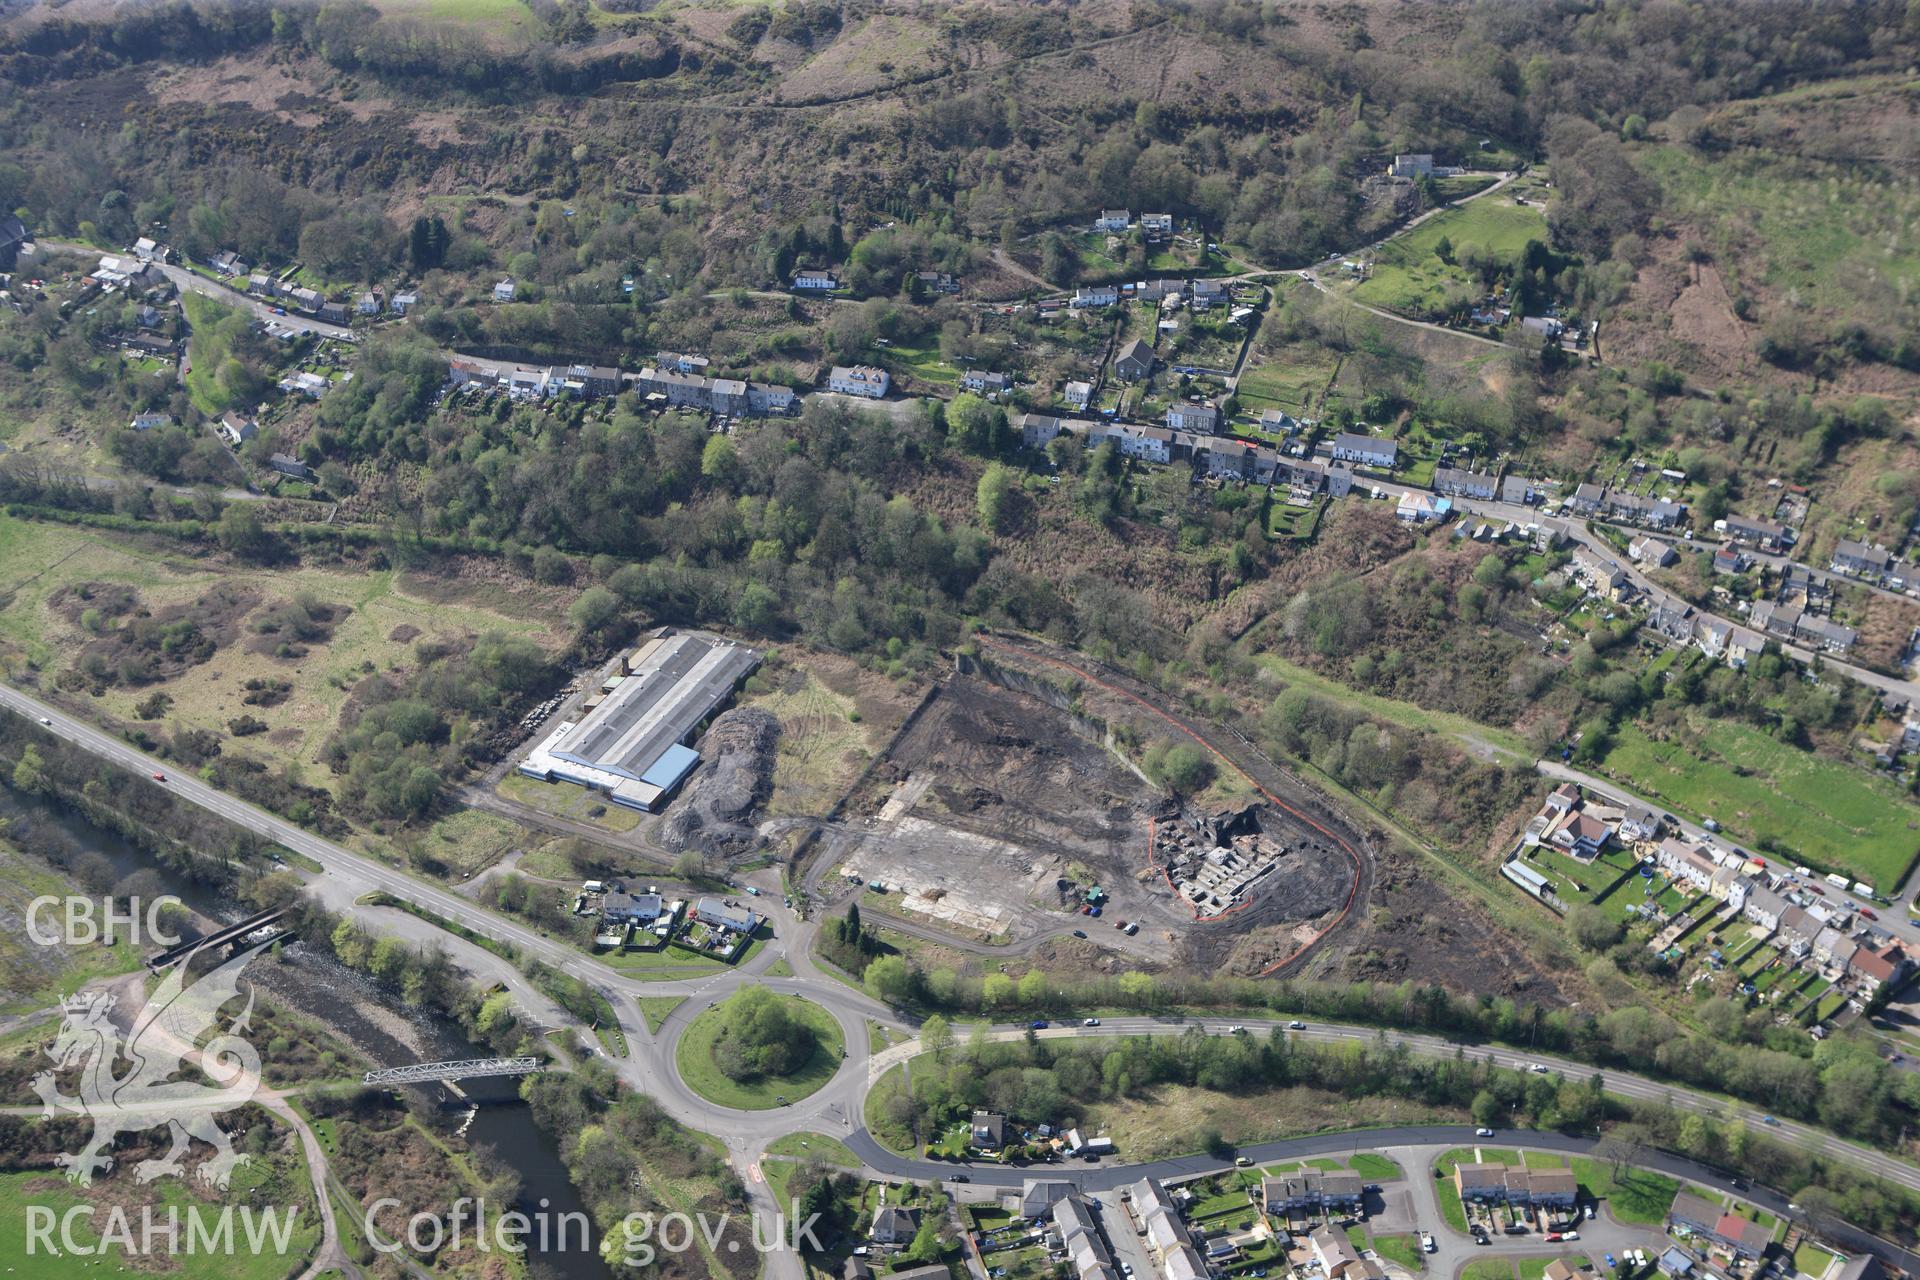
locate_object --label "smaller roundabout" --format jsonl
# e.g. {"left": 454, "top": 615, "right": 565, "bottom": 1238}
{"left": 674, "top": 987, "right": 848, "bottom": 1112}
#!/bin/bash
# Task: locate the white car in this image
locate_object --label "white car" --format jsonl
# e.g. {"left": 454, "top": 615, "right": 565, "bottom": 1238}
{"left": 1474, "top": 1127, "right": 1495, "bottom": 1137}
{"left": 1421, "top": 1235, "right": 1436, "bottom": 1254}
{"left": 1288, "top": 1020, "right": 1306, "bottom": 1030}
{"left": 37, "top": 716, "right": 51, "bottom": 726}
{"left": 1083, "top": 1018, "right": 1101, "bottom": 1027}
{"left": 1226, "top": 1025, "right": 1246, "bottom": 1034}
{"left": 1529, "top": 1063, "right": 1549, "bottom": 1073}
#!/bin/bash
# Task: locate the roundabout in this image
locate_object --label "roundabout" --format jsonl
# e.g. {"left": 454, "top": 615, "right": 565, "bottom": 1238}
{"left": 672, "top": 987, "right": 847, "bottom": 1111}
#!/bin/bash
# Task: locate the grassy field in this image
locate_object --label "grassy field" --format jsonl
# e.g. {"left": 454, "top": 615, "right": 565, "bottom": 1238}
{"left": 0, "top": 516, "right": 565, "bottom": 792}
{"left": 495, "top": 773, "right": 646, "bottom": 832}
{"left": 674, "top": 993, "right": 846, "bottom": 1110}
{"left": 1236, "top": 340, "right": 1341, "bottom": 413}
{"left": 1635, "top": 136, "right": 1920, "bottom": 315}
{"left": 420, "top": 809, "right": 525, "bottom": 877}
{"left": 638, "top": 995, "right": 686, "bottom": 1033}
{"left": 1252, "top": 652, "right": 1530, "bottom": 759}
{"left": 1353, "top": 191, "right": 1550, "bottom": 316}
{"left": 1349, "top": 1153, "right": 1403, "bottom": 1180}
{"left": 0, "top": 1141, "right": 320, "bottom": 1279}
{"left": 736, "top": 664, "right": 880, "bottom": 817}
{"left": 0, "top": 838, "right": 146, "bottom": 1015}
{"left": 1599, "top": 720, "right": 1920, "bottom": 889}
{"left": 1373, "top": 1234, "right": 1425, "bottom": 1271}
{"left": 1567, "top": 1157, "right": 1678, "bottom": 1225}
{"left": 764, "top": 1131, "right": 860, "bottom": 1166}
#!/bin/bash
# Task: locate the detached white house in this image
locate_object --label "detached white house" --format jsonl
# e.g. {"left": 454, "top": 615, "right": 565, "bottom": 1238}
{"left": 1072, "top": 284, "right": 1119, "bottom": 308}
{"left": 1329, "top": 432, "right": 1397, "bottom": 469}
{"left": 492, "top": 277, "right": 516, "bottom": 302}
{"left": 828, "top": 365, "right": 890, "bottom": 399}
{"left": 1095, "top": 210, "right": 1131, "bottom": 232}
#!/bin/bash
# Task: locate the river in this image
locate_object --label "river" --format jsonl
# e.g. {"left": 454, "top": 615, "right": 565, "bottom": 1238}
{"left": 9, "top": 784, "right": 612, "bottom": 1280}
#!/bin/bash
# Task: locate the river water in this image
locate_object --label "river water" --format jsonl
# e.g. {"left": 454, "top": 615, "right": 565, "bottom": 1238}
{"left": 12, "top": 785, "right": 612, "bottom": 1280}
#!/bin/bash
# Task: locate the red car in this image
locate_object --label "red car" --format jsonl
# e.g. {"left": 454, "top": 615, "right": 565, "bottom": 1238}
{"left": 151, "top": 771, "right": 166, "bottom": 782}
{"left": 1806, "top": 884, "right": 1825, "bottom": 896}
{"left": 1860, "top": 907, "right": 1878, "bottom": 921}
{"left": 1545, "top": 1234, "right": 1563, "bottom": 1243}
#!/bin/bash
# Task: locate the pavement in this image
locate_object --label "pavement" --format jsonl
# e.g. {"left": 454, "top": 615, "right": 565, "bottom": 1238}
{"left": 40, "top": 240, "right": 361, "bottom": 343}
{"left": 6, "top": 677, "right": 1920, "bottom": 1277}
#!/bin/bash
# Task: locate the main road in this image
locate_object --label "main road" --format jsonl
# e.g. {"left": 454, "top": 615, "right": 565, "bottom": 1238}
{"left": 4, "top": 678, "right": 1919, "bottom": 1271}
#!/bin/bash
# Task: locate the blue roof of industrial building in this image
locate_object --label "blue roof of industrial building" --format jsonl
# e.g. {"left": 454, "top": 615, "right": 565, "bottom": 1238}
{"left": 639, "top": 742, "right": 701, "bottom": 790}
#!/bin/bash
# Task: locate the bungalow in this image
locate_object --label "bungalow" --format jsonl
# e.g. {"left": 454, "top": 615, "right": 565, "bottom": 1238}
{"left": 970, "top": 1110, "right": 1006, "bottom": 1150}
{"left": 1167, "top": 402, "right": 1220, "bottom": 434}
{"left": 390, "top": 291, "right": 418, "bottom": 315}
{"left": 1073, "top": 284, "right": 1120, "bottom": 308}
{"left": 1391, "top": 154, "right": 1435, "bottom": 177}
{"left": 1063, "top": 380, "right": 1093, "bottom": 411}
{"left": 1501, "top": 475, "right": 1539, "bottom": 505}
{"left": 1629, "top": 535, "right": 1677, "bottom": 567}
{"left": 492, "top": 277, "right": 517, "bottom": 302}
{"left": 603, "top": 891, "right": 665, "bottom": 925}
{"left": 693, "top": 897, "right": 759, "bottom": 934}
{"left": 1521, "top": 315, "right": 1564, "bottom": 341}
{"left": 1723, "top": 514, "right": 1789, "bottom": 550}
{"left": 1831, "top": 539, "right": 1892, "bottom": 581}
{"left": 129, "top": 412, "right": 173, "bottom": 432}
{"left": 1711, "top": 546, "right": 1748, "bottom": 576}
{"left": 282, "top": 370, "right": 332, "bottom": 398}
{"left": 1140, "top": 213, "right": 1174, "bottom": 236}
{"left": 791, "top": 269, "right": 837, "bottom": 292}
{"left": 1329, "top": 432, "right": 1396, "bottom": 469}
{"left": 1259, "top": 408, "right": 1301, "bottom": 436}
{"left": 1434, "top": 467, "right": 1499, "bottom": 500}
{"left": 1396, "top": 491, "right": 1452, "bottom": 524}
{"left": 1115, "top": 338, "right": 1155, "bottom": 381}
{"left": 268, "top": 452, "right": 312, "bottom": 480}
{"left": 828, "top": 365, "right": 890, "bottom": 399}
{"left": 1095, "top": 210, "right": 1131, "bottom": 232}
{"left": 218, "top": 411, "right": 258, "bottom": 446}
{"left": 962, "top": 370, "right": 1012, "bottom": 395}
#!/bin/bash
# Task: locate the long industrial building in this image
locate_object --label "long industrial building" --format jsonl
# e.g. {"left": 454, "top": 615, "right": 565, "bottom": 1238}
{"left": 518, "top": 630, "right": 761, "bottom": 812}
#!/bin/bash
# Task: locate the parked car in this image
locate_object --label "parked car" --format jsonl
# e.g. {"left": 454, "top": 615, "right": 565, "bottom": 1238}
{"left": 951, "top": 1175, "right": 969, "bottom": 1184}
{"left": 1584, "top": 1205, "right": 1595, "bottom": 1220}
{"left": 1546, "top": 1234, "right": 1563, "bottom": 1243}
{"left": 1235, "top": 1156, "right": 1253, "bottom": 1167}
{"left": 1860, "top": 907, "right": 1879, "bottom": 920}
{"left": 1072, "top": 930, "right": 1088, "bottom": 938}
{"left": 1421, "top": 1235, "right": 1436, "bottom": 1254}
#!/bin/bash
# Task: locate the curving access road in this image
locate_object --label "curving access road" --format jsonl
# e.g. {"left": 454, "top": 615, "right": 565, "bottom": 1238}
{"left": 3, "top": 678, "right": 1918, "bottom": 1279}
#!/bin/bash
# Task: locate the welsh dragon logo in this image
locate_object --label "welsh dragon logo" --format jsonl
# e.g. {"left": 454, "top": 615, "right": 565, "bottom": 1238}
{"left": 33, "top": 942, "right": 268, "bottom": 1190}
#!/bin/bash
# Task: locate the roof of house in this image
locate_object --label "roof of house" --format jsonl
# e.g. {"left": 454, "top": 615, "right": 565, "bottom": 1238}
{"left": 872, "top": 1206, "right": 918, "bottom": 1238}
{"left": 1309, "top": 1226, "right": 1361, "bottom": 1271}
{"left": 1713, "top": 1212, "right": 1772, "bottom": 1253}
{"left": 1116, "top": 338, "right": 1153, "bottom": 365}
{"left": 1669, "top": 1192, "right": 1723, "bottom": 1227}
{"left": 1334, "top": 431, "right": 1394, "bottom": 456}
